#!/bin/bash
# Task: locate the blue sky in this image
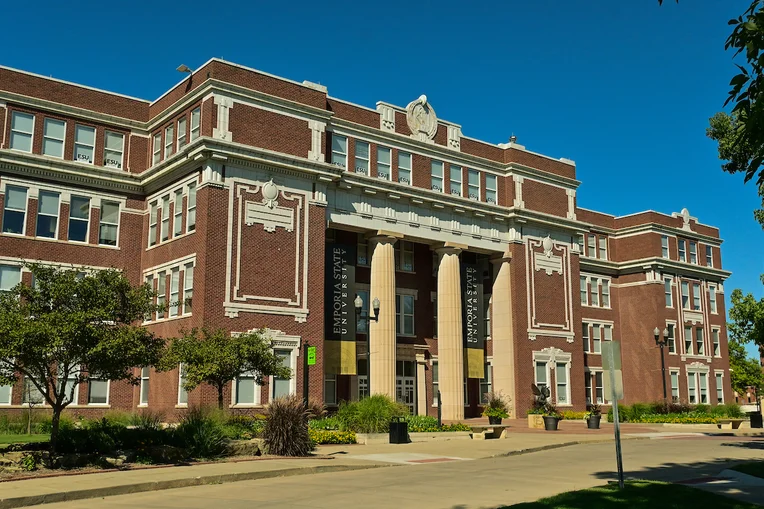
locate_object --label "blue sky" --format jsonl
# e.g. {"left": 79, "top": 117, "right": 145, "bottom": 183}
{"left": 4, "top": 1, "right": 762, "bottom": 357}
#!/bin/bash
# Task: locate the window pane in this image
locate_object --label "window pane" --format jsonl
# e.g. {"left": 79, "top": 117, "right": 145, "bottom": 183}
{"left": 6, "top": 186, "right": 27, "bottom": 210}
{"left": 12, "top": 112, "right": 34, "bottom": 132}
{"left": 0, "top": 384, "right": 11, "bottom": 405}
{"left": 535, "top": 362, "right": 547, "bottom": 385}
{"left": 0, "top": 265, "right": 21, "bottom": 290}
{"left": 101, "top": 202, "right": 119, "bottom": 224}
{"left": 75, "top": 125, "right": 95, "bottom": 145}
{"left": 88, "top": 380, "right": 108, "bottom": 404}
{"left": 70, "top": 196, "right": 90, "bottom": 220}
{"left": 236, "top": 377, "right": 255, "bottom": 404}
{"left": 38, "top": 191, "right": 59, "bottom": 216}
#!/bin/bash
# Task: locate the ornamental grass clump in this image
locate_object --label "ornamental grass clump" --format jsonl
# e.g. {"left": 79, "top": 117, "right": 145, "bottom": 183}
{"left": 263, "top": 394, "right": 312, "bottom": 456}
{"left": 173, "top": 406, "right": 227, "bottom": 459}
{"left": 336, "top": 395, "right": 408, "bottom": 433}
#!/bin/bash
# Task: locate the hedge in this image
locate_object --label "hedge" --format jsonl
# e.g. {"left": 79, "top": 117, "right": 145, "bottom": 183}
{"left": 309, "top": 429, "right": 357, "bottom": 444}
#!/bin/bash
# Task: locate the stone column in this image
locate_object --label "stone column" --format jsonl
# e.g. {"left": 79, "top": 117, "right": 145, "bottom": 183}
{"left": 416, "top": 352, "right": 427, "bottom": 416}
{"left": 437, "top": 244, "right": 466, "bottom": 421}
{"left": 369, "top": 232, "right": 400, "bottom": 400}
{"left": 491, "top": 249, "right": 516, "bottom": 418}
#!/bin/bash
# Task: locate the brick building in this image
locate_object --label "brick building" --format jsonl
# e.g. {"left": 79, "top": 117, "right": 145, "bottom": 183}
{"left": 0, "top": 59, "right": 732, "bottom": 420}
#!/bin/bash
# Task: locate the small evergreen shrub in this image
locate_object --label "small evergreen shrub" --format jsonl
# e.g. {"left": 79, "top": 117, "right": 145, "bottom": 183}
{"left": 561, "top": 411, "right": 587, "bottom": 420}
{"left": 264, "top": 394, "right": 312, "bottom": 456}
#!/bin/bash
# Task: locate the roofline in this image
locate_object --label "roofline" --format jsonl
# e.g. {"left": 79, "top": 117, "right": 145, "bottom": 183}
{"left": 0, "top": 65, "right": 150, "bottom": 104}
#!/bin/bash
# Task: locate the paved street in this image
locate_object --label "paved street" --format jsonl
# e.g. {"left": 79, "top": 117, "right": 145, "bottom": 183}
{"left": 32, "top": 435, "right": 764, "bottom": 509}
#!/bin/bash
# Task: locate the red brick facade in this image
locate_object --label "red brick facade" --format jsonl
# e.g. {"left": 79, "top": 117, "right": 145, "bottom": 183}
{"left": 0, "top": 60, "right": 732, "bottom": 420}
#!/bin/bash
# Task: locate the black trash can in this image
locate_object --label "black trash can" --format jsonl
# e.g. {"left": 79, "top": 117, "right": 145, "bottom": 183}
{"left": 389, "top": 417, "right": 409, "bottom": 444}
{"left": 749, "top": 412, "right": 763, "bottom": 429}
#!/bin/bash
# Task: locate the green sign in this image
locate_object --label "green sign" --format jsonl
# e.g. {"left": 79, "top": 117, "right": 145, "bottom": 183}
{"left": 307, "top": 346, "right": 317, "bottom": 366}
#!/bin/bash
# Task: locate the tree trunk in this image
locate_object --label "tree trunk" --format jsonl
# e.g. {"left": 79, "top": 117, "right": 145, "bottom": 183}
{"left": 49, "top": 408, "right": 61, "bottom": 456}
{"left": 217, "top": 385, "right": 224, "bottom": 410}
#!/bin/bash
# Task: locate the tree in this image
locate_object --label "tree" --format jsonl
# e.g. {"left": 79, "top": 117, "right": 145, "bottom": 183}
{"left": 728, "top": 338, "right": 764, "bottom": 395}
{"left": 0, "top": 264, "right": 164, "bottom": 454}
{"left": 160, "top": 328, "right": 292, "bottom": 410}
{"left": 727, "top": 288, "right": 764, "bottom": 395}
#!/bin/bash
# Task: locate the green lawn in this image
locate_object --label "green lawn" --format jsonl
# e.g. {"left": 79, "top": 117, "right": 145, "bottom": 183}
{"left": 731, "top": 461, "right": 764, "bottom": 479}
{"left": 0, "top": 434, "right": 50, "bottom": 445}
{"left": 502, "top": 481, "right": 758, "bottom": 509}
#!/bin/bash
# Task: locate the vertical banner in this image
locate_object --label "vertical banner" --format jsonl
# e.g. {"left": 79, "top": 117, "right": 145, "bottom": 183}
{"left": 462, "top": 264, "right": 485, "bottom": 379}
{"left": 324, "top": 244, "right": 357, "bottom": 375}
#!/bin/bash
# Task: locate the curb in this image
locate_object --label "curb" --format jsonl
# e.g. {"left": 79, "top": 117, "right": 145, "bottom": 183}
{"left": 489, "top": 436, "right": 649, "bottom": 459}
{"left": 0, "top": 463, "right": 389, "bottom": 509}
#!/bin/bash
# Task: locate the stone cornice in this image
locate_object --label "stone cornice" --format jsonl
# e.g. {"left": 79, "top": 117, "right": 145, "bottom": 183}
{"left": 608, "top": 223, "right": 723, "bottom": 245}
{"left": 580, "top": 256, "right": 732, "bottom": 281}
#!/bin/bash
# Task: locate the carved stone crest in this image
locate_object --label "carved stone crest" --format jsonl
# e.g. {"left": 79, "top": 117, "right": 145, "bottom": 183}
{"left": 262, "top": 179, "right": 279, "bottom": 209}
{"left": 406, "top": 95, "right": 438, "bottom": 141}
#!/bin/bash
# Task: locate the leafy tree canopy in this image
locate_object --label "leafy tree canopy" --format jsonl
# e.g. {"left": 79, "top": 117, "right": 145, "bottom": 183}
{"left": 0, "top": 263, "right": 164, "bottom": 452}
{"left": 160, "top": 327, "right": 292, "bottom": 409}
{"left": 727, "top": 288, "right": 764, "bottom": 394}
{"left": 728, "top": 338, "right": 764, "bottom": 394}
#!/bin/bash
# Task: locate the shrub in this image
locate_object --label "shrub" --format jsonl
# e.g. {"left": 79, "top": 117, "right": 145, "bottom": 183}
{"left": 306, "top": 398, "right": 327, "bottom": 420}
{"left": 132, "top": 410, "right": 164, "bottom": 431}
{"left": 308, "top": 429, "right": 356, "bottom": 444}
{"left": 264, "top": 394, "right": 312, "bottom": 457}
{"left": 440, "top": 423, "right": 471, "bottom": 432}
{"left": 713, "top": 403, "right": 745, "bottom": 418}
{"left": 694, "top": 404, "right": 711, "bottom": 415}
{"left": 39, "top": 414, "right": 76, "bottom": 434}
{"left": 561, "top": 411, "right": 587, "bottom": 420}
{"left": 336, "top": 395, "right": 409, "bottom": 433}
{"left": 481, "top": 391, "right": 511, "bottom": 419}
{"left": 221, "top": 414, "right": 266, "bottom": 440}
{"left": 102, "top": 410, "right": 135, "bottom": 427}
{"left": 405, "top": 415, "right": 440, "bottom": 432}
{"left": 309, "top": 416, "right": 341, "bottom": 431}
{"left": 173, "top": 407, "right": 227, "bottom": 459}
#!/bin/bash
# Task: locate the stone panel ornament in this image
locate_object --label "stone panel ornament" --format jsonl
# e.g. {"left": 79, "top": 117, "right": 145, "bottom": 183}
{"left": 406, "top": 95, "right": 438, "bottom": 142}
{"left": 244, "top": 180, "right": 295, "bottom": 232}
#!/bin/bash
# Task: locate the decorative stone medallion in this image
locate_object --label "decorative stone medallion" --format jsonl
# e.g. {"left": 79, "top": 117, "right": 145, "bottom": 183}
{"left": 406, "top": 95, "right": 438, "bottom": 141}
{"left": 262, "top": 179, "right": 279, "bottom": 209}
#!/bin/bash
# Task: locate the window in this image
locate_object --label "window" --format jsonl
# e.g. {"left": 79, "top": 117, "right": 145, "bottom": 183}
{"left": 10, "top": 112, "right": 34, "bottom": 152}
{"left": 712, "top": 329, "right": 720, "bottom": 357}
{"left": 670, "top": 371, "right": 680, "bottom": 401}
{"left": 692, "top": 283, "right": 701, "bottom": 311}
{"left": 190, "top": 107, "right": 201, "bottom": 141}
{"left": 577, "top": 235, "right": 585, "bottom": 255}
{"left": 594, "top": 371, "right": 604, "bottom": 404}
{"left": 431, "top": 161, "right": 444, "bottom": 192}
{"left": 357, "top": 234, "right": 369, "bottom": 266}
{"left": 696, "top": 327, "right": 704, "bottom": 356}
{"left": 22, "top": 377, "right": 45, "bottom": 405}
{"left": 161, "top": 195, "right": 170, "bottom": 241}
{"left": 139, "top": 367, "right": 150, "bottom": 405}
{"left": 556, "top": 362, "right": 568, "bottom": 404}
{"left": 580, "top": 276, "right": 588, "bottom": 305}
{"left": 598, "top": 237, "right": 607, "bottom": 260}
{"left": 699, "top": 372, "right": 708, "bottom": 404}
{"left": 587, "top": 234, "right": 596, "bottom": 257}
{"left": 43, "top": 118, "right": 65, "bottom": 158}
{"left": 398, "top": 152, "right": 412, "bottom": 184}
{"left": 149, "top": 201, "right": 158, "bottom": 246}
{"left": 88, "top": 379, "right": 108, "bottom": 405}
{"left": 468, "top": 169, "right": 480, "bottom": 200}
{"left": 667, "top": 324, "right": 676, "bottom": 354}
{"left": 601, "top": 280, "right": 610, "bottom": 308}
{"left": 169, "top": 268, "right": 179, "bottom": 317}
{"left": 324, "top": 374, "right": 337, "bottom": 405}
{"left": 377, "top": 147, "right": 391, "bottom": 180}
{"left": 535, "top": 361, "right": 548, "bottom": 392}
{"left": 36, "top": 191, "right": 59, "bottom": 238}
{"left": 684, "top": 326, "right": 693, "bottom": 355}
{"left": 432, "top": 361, "right": 439, "bottom": 406}
{"left": 586, "top": 371, "right": 604, "bottom": 405}
{"left": 152, "top": 133, "right": 162, "bottom": 165}
{"left": 485, "top": 174, "right": 497, "bottom": 204}
{"left": 356, "top": 289, "right": 369, "bottom": 334}
{"left": 157, "top": 271, "right": 166, "bottom": 319}
{"left": 0, "top": 383, "right": 10, "bottom": 405}
{"left": 716, "top": 373, "right": 724, "bottom": 403}
{"left": 177, "top": 117, "right": 187, "bottom": 150}
{"left": 99, "top": 201, "right": 119, "bottom": 246}
{"left": 183, "top": 263, "right": 193, "bottom": 315}
{"left": 687, "top": 371, "right": 697, "bottom": 403}
{"left": 187, "top": 182, "right": 197, "bottom": 232}
{"left": 354, "top": 140, "right": 369, "bottom": 175}
{"left": 68, "top": 196, "right": 90, "bottom": 242}
{"left": 144, "top": 275, "right": 153, "bottom": 321}
{"left": 331, "top": 135, "right": 347, "bottom": 168}
{"left": 582, "top": 323, "right": 590, "bottom": 353}
{"left": 235, "top": 371, "right": 257, "bottom": 405}
{"left": 396, "top": 241, "right": 414, "bottom": 272}
{"left": 2, "top": 185, "right": 26, "bottom": 235}
{"left": 164, "top": 125, "right": 174, "bottom": 158}
{"left": 178, "top": 364, "right": 188, "bottom": 405}
{"left": 0, "top": 265, "right": 21, "bottom": 291}
{"left": 681, "top": 281, "right": 690, "bottom": 309}
{"left": 480, "top": 363, "right": 492, "bottom": 404}
{"left": 57, "top": 367, "right": 78, "bottom": 405}
{"left": 272, "top": 349, "right": 293, "bottom": 399}
{"left": 592, "top": 324, "right": 601, "bottom": 354}
{"left": 449, "top": 165, "right": 462, "bottom": 196}
{"left": 396, "top": 293, "right": 415, "bottom": 336}
{"left": 590, "top": 278, "right": 599, "bottom": 307}
{"left": 603, "top": 324, "right": 612, "bottom": 343}
{"left": 689, "top": 241, "right": 697, "bottom": 264}
{"left": 706, "top": 245, "right": 713, "bottom": 267}
{"left": 104, "top": 131, "right": 124, "bottom": 169}
{"left": 709, "top": 285, "right": 717, "bottom": 314}
{"left": 661, "top": 235, "right": 669, "bottom": 258}
{"left": 74, "top": 125, "right": 95, "bottom": 164}
{"left": 173, "top": 190, "right": 183, "bottom": 237}
{"left": 678, "top": 239, "right": 686, "bottom": 262}
{"left": 664, "top": 278, "right": 673, "bottom": 307}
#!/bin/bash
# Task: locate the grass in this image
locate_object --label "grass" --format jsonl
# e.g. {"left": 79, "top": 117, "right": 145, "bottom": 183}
{"left": 0, "top": 434, "right": 50, "bottom": 445}
{"left": 502, "top": 481, "right": 758, "bottom": 508}
{"left": 731, "top": 461, "right": 764, "bottom": 479}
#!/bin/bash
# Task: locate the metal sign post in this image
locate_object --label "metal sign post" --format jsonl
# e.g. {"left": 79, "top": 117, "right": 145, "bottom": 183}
{"left": 603, "top": 341, "right": 624, "bottom": 490}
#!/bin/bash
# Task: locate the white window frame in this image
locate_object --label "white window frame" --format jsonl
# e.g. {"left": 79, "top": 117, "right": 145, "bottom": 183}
{"left": 331, "top": 134, "right": 347, "bottom": 168}
{"left": 431, "top": 359, "right": 439, "bottom": 407}
{"left": 661, "top": 235, "right": 669, "bottom": 258}
{"left": 598, "top": 236, "right": 608, "bottom": 260}
{"left": 601, "top": 279, "right": 610, "bottom": 308}
{"left": 177, "top": 117, "right": 188, "bottom": 151}
{"left": 696, "top": 327, "right": 705, "bottom": 356}
{"left": 57, "top": 366, "right": 79, "bottom": 406}
{"left": 533, "top": 350, "right": 572, "bottom": 407}
{"left": 183, "top": 262, "right": 194, "bottom": 315}
{"left": 0, "top": 382, "right": 12, "bottom": 406}
{"left": 706, "top": 245, "right": 713, "bottom": 267}
{"left": 10, "top": 111, "right": 35, "bottom": 153}
{"left": 232, "top": 371, "right": 261, "bottom": 406}
{"left": 144, "top": 275, "right": 154, "bottom": 322}
{"left": 190, "top": 107, "right": 201, "bottom": 141}
{"left": 173, "top": 189, "right": 183, "bottom": 237}
{"left": 152, "top": 133, "right": 162, "bottom": 165}
{"left": 354, "top": 140, "right": 369, "bottom": 175}
{"left": 157, "top": 271, "right": 166, "bottom": 320}
{"left": 592, "top": 324, "right": 602, "bottom": 354}
{"left": 103, "top": 131, "right": 125, "bottom": 169}
{"left": 587, "top": 234, "right": 596, "bottom": 257}
{"left": 87, "top": 379, "right": 110, "bottom": 406}
{"left": 692, "top": 283, "right": 701, "bottom": 311}
{"left": 139, "top": 367, "right": 150, "bottom": 406}
{"left": 664, "top": 278, "right": 673, "bottom": 308}
{"left": 467, "top": 169, "right": 480, "bottom": 201}
{"left": 178, "top": 364, "right": 188, "bottom": 406}
{"left": 580, "top": 276, "right": 588, "bottom": 306}
{"left": 270, "top": 347, "right": 297, "bottom": 400}
{"left": 98, "top": 201, "right": 120, "bottom": 246}
{"left": 582, "top": 322, "right": 590, "bottom": 353}
{"left": 1, "top": 185, "right": 27, "bottom": 236}
{"left": 161, "top": 195, "right": 170, "bottom": 241}
{"left": 396, "top": 240, "right": 415, "bottom": 272}
{"left": 431, "top": 161, "right": 444, "bottom": 192}
{"left": 36, "top": 190, "right": 60, "bottom": 239}
{"left": 590, "top": 277, "right": 599, "bottom": 307}
{"left": 187, "top": 182, "right": 197, "bottom": 233}
{"left": 169, "top": 268, "right": 180, "bottom": 318}
{"left": 398, "top": 151, "right": 412, "bottom": 185}
{"left": 684, "top": 325, "right": 693, "bottom": 355}
{"left": 396, "top": 291, "right": 416, "bottom": 337}
{"left": 715, "top": 371, "right": 724, "bottom": 403}
{"left": 42, "top": 118, "right": 66, "bottom": 159}
{"left": 681, "top": 281, "right": 690, "bottom": 309}
{"left": 667, "top": 322, "right": 677, "bottom": 354}
{"left": 74, "top": 124, "right": 96, "bottom": 164}
{"left": 480, "top": 361, "right": 493, "bottom": 404}
{"left": 149, "top": 201, "right": 158, "bottom": 246}
{"left": 377, "top": 146, "right": 391, "bottom": 180}
{"left": 709, "top": 284, "right": 718, "bottom": 314}
{"left": 712, "top": 328, "right": 721, "bottom": 358}
{"left": 689, "top": 241, "right": 697, "bottom": 264}
{"left": 485, "top": 174, "right": 497, "bottom": 204}
{"left": 670, "top": 370, "right": 680, "bottom": 402}
{"left": 678, "top": 239, "right": 687, "bottom": 262}
{"left": 449, "top": 164, "right": 462, "bottom": 196}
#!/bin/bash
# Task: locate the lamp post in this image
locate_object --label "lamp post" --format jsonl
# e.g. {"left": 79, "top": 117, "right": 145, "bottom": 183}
{"left": 354, "top": 295, "right": 380, "bottom": 397}
{"left": 653, "top": 327, "right": 670, "bottom": 404}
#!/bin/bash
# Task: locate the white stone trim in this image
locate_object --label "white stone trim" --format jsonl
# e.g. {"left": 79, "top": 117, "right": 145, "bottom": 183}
{"left": 525, "top": 236, "right": 574, "bottom": 342}
{"left": 513, "top": 175, "right": 525, "bottom": 208}
{"left": 212, "top": 95, "right": 233, "bottom": 141}
{"left": 532, "top": 347, "right": 572, "bottom": 407}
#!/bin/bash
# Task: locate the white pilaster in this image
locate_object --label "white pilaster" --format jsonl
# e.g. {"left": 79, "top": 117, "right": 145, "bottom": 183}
{"left": 308, "top": 120, "right": 326, "bottom": 162}
{"left": 513, "top": 175, "right": 525, "bottom": 209}
{"left": 212, "top": 95, "right": 233, "bottom": 141}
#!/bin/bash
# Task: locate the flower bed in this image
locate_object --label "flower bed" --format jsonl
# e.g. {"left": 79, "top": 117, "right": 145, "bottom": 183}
{"left": 308, "top": 429, "right": 356, "bottom": 444}
{"left": 606, "top": 402, "right": 744, "bottom": 424}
